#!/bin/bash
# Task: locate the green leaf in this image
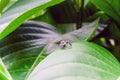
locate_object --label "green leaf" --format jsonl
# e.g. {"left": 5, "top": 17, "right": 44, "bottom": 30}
{"left": 106, "top": 0, "right": 120, "bottom": 11}
{"left": 0, "top": 0, "right": 64, "bottom": 39}
{"left": 27, "top": 41, "right": 120, "bottom": 80}
{"left": 61, "top": 18, "right": 99, "bottom": 41}
{"left": 0, "top": 20, "right": 99, "bottom": 80}
{"left": 71, "top": 0, "right": 90, "bottom": 9}
{"left": 0, "top": 21, "right": 60, "bottom": 80}
{"left": 33, "top": 11, "right": 55, "bottom": 25}
{"left": 0, "top": 19, "right": 99, "bottom": 79}
{"left": 2, "top": 0, "right": 19, "bottom": 13}
{"left": 0, "top": 0, "right": 9, "bottom": 14}
{"left": 91, "top": 0, "right": 120, "bottom": 26}
{"left": 0, "top": 58, "right": 13, "bottom": 80}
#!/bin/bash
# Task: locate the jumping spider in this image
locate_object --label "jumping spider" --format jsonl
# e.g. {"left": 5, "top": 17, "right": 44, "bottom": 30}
{"left": 59, "top": 40, "right": 72, "bottom": 49}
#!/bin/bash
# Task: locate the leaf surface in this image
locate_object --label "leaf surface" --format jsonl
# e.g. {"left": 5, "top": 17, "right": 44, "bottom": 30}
{"left": 0, "top": 21, "right": 59, "bottom": 80}
{"left": 27, "top": 41, "right": 120, "bottom": 80}
{"left": 0, "top": 0, "right": 64, "bottom": 39}
{"left": 0, "top": 58, "right": 13, "bottom": 80}
{"left": 0, "top": 0, "right": 9, "bottom": 14}
{"left": 91, "top": 0, "right": 120, "bottom": 26}
{"left": 0, "top": 19, "right": 99, "bottom": 79}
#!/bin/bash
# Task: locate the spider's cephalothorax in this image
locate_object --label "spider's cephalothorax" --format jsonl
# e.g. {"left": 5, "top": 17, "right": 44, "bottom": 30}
{"left": 59, "top": 40, "right": 72, "bottom": 49}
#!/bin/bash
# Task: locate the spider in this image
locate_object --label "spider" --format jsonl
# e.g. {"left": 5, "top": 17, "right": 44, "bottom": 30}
{"left": 59, "top": 40, "right": 72, "bottom": 49}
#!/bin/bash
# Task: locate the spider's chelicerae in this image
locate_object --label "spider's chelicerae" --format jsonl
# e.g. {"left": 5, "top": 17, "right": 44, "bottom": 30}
{"left": 59, "top": 40, "right": 72, "bottom": 49}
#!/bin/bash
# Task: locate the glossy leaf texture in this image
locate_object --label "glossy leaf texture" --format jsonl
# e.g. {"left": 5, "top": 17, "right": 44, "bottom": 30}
{"left": 0, "top": 21, "right": 60, "bottom": 80}
{"left": 91, "top": 0, "right": 120, "bottom": 26}
{"left": 0, "top": 0, "right": 64, "bottom": 39}
{"left": 0, "top": 58, "right": 13, "bottom": 80}
{"left": 2, "top": 0, "right": 19, "bottom": 13}
{"left": 27, "top": 41, "right": 120, "bottom": 80}
{"left": 0, "top": 0, "right": 9, "bottom": 14}
{"left": 106, "top": 0, "right": 120, "bottom": 11}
